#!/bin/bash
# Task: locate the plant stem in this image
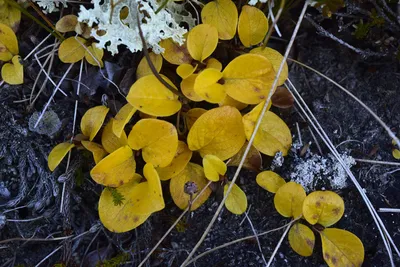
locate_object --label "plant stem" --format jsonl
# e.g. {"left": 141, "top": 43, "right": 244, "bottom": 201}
{"left": 262, "top": 0, "right": 285, "bottom": 48}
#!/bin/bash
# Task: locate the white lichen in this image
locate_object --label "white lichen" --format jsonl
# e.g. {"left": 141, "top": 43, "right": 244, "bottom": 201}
{"left": 289, "top": 144, "right": 356, "bottom": 192}
{"left": 32, "top": 0, "right": 67, "bottom": 13}
{"left": 77, "top": 0, "right": 188, "bottom": 55}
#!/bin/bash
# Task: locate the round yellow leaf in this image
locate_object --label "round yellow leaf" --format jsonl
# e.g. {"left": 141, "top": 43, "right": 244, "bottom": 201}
{"left": 1, "top": 55, "right": 23, "bottom": 85}
{"left": 194, "top": 68, "right": 225, "bottom": 103}
{"left": 128, "top": 119, "right": 178, "bottom": 167}
{"left": 136, "top": 52, "right": 163, "bottom": 79}
{"left": 274, "top": 182, "right": 306, "bottom": 218}
{"left": 222, "top": 54, "right": 276, "bottom": 104}
{"left": 112, "top": 103, "right": 136, "bottom": 138}
{"left": 85, "top": 43, "right": 104, "bottom": 67}
{"left": 0, "top": 3, "right": 21, "bottom": 32}
{"left": 187, "top": 106, "right": 246, "bottom": 160}
{"left": 218, "top": 95, "right": 248, "bottom": 110}
{"left": 55, "top": 15, "right": 78, "bottom": 33}
{"left": 393, "top": 149, "right": 400, "bottom": 159}
{"left": 321, "top": 228, "right": 364, "bottom": 267}
{"left": 81, "top": 141, "right": 107, "bottom": 164}
{"left": 206, "top": 58, "right": 223, "bottom": 71}
{"left": 224, "top": 182, "right": 247, "bottom": 215}
{"left": 101, "top": 119, "right": 128, "bottom": 153}
{"left": 184, "top": 108, "right": 207, "bottom": 130}
{"left": 0, "top": 23, "right": 18, "bottom": 61}
{"left": 80, "top": 105, "right": 109, "bottom": 141}
{"left": 128, "top": 163, "right": 165, "bottom": 215}
{"left": 302, "top": 191, "right": 345, "bottom": 227}
{"left": 98, "top": 181, "right": 151, "bottom": 233}
{"left": 181, "top": 74, "right": 204, "bottom": 102}
{"left": 201, "top": 0, "right": 238, "bottom": 40}
{"left": 170, "top": 163, "right": 212, "bottom": 210}
{"left": 58, "top": 36, "right": 86, "bottom": 63}
{"left": 256, "top": 171, "right": 286, "bottom": 193}
{"left": 127, "top": 74, "right": 182, "bottom": 117}
{"left": 238, "top": 5, "right": 269, "bottom": 47}
{"left": 288, "top": 223, "right": 315, "bottom": 257}
{"left": 90, "top": 145, "right": 136, "bottom": 187}
{"left": 228, "top": 141, "right": 262, "bottom": 171}
{"left": 187, "top": 24, "right": 218, "bottom": 62}
{"left": 177, "top": 63, "right": 197, "bottom": 79}
{"left": 243, "top": 106, "right": 292, "bottom": 156}
{"left": 160, "top": 38, "right": 191, "bottom": 65}
{"left": 47, "top": 142, "right": 75, "bottom": 171}
{"left": 156, "top": 141, "right": 192, "bottom": 181}
{"left": 203, "top": 154, "right": 227, "bottom": 182}
{"left": 250, "top": 47, "right": 288, "bottom": 86}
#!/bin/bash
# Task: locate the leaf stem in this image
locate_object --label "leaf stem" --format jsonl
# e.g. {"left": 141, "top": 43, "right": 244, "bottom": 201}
{"left": 262, "top": 0, "right": 285, "bottom": 48}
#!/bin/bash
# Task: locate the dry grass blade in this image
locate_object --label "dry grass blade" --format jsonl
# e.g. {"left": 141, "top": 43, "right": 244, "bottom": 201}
{"left": 180, "top": 2, "right": 310, "bottom": 265}
{"left": 285, "top": 78, "right": 398, "bottom": 266}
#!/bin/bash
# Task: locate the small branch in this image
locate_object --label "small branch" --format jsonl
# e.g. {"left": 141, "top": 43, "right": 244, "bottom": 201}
{"left": 262, "top": 0, "right": 285, "bottom": 47}
{"left": 355, "top": 158, "right": 400, "bottom": 167}
{"left": 266, "top": 222, "right": 292, "bottom": 267}
{"left": 135, "top": 7, "right": 187, "bottom": 100}
{"left": 305, "top": 15, "right": 387, "bottom": 58}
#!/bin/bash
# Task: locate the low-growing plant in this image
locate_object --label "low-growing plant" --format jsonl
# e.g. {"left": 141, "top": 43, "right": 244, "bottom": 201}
{"left": 256, "top": 171, "right": 365, "bottom": 267}
{"left": 47, "top": 0, "right": 294, "bottom": 233}
{"left": 0, "top": 23, "right": 23, "bottom": 84}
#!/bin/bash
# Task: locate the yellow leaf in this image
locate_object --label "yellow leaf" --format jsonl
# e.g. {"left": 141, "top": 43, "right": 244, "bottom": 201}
{"left": 55, "top": 15, "right": 78, "bottom": 33}
{"left": 206, "top": 58, "right": 222, "bottom": 71}
{"left": 238, "top": 5, "right": 269, "bottom": 47}
{"left": 181, "top": 74, "right": 203, "bottom": 102}
{"left": 184, "top": 108, "right": 207, "bottom": 130}
{"left": 1, "top": 55, "right": 23, "bottom": 85}
{"left": 393, "top": 149, "right": 400, "bottom": 159}
{"left": 218, "top": 95, "right": 248, "bottom": 110}
{"left": 274, "top": 181, "right": 306, "bottom": 218}
{"left": 81, "top": 105, "right": 109, "bottom": 141}
{"left": 194, "top": 68, "right": 225, "bottom": 103}
{"left": 127, "top": 74, "right": 181, "bottom": 117}
{"left": 177, "top": 63, "right": 197, "bottom": 79}
{"left": 128, "top": 119, "right": 178, "bottom": 167}
{"left": 250, "top": 47, "right": 288, "bottom": 86}
{"left": 159, "top": 37, "right": 191, "bottom": 65}
{"left": 81, "top": 141, "right": 107, "bottom": 164}
{"left": 90, "top": 145, "right": 136, "bottom": 187}
{"left": 170, "top": 163, "right": 212, "bottom": 210}
{"left": 187, "top": 106, "right": 246, "bottom": 160}
{"left": 98, "top": 180, "right": 151, "bottom": 233}
{"left": 320, "top": 228, "right": 364, "bottom": 267}
{"left": 48, "top": 142, "right": 75, "bottom": 171}
{"left": 256, "top": 171, "right": 286, "bottom": 193}
{"left": 302, "top": 191, "right": 344, "bottom": 227}
{"left": 224, "top": 182, "right": 247, "bottom": 215}
{"left": 0, "top": 23, "right": 18, "bottom": 61}
{"left": 0, "top": 3, "right": 21, "bottom": 32}
{"left": 222, "top": 54, "right": 276, "bottom": 104}
{"left": 156, "top": 141, "right": 192, "bottom": 181}
{"left": 203, "top": 154, "right": 227, "bottom": 182}
{"left": 136, "top": 52, "right": 163, "bottom": 79}
{"left": 127, "top": 163, "right": 165, "bottom": 215}
{"left": 85, "top": 43, "right": 104, "bottom": 67}
{"left": 243, "top": 104, "right": 292, "bottom": 156}
{"left": 58, "top": 36, "right": 86, "bottom": 63}
{"left": 201, "top": 0, "right": 238, "bottom": 40}
{"left": 187, "top": 24, "right": 218, "bottom": 62}
{"left": 288, "top": 223, "right": 315, "bottom": 257}
{"left": 112, "top": 103, "right": 136, "bottom": 138}
{"left": 101, "top": 119, "right": 128, "bottom": 153}
{"left": 228, "top": 141, "right": 262, "bottom": 171}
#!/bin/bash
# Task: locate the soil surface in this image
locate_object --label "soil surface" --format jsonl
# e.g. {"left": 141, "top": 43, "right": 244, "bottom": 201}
{"left": 1, "top": 3, "right": 400, "bottom": 267}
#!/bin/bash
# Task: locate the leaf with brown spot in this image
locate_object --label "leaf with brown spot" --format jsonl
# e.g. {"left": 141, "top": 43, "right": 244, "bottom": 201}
{"left": 320, "top": 228, "right": 364, "bottom": 267}
{"left": 228, "top": 141, "right": 262, "bottom": 171}
{"left": 288, "top": 223, "right": 315, "bottom": 257}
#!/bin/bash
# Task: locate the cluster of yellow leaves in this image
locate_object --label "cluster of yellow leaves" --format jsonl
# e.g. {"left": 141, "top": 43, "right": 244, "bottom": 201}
{"left": 56, "top": 15, "right": 103, "bottom": 66}
{"left": 47, "top": 0, "right": 295, "bottom": 233}
{"left": 0, "top": 23, "right": 23, "bottom": 84}
{"left": 257, "top": 171, "right": 364, "bottom": 267}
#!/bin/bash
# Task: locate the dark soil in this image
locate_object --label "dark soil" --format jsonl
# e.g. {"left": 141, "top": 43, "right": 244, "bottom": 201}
{"left": 1, "top": 2, "right": 400, "bottom": 267}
